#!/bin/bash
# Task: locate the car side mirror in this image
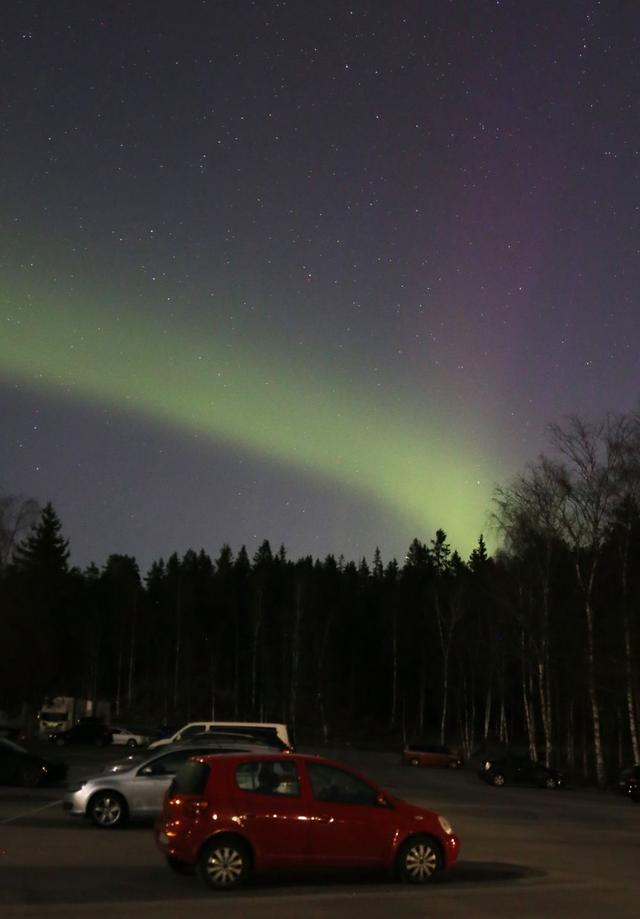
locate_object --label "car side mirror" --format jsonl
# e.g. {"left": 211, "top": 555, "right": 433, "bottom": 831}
{"left": 376, "top": 793, "right": 391, "bottom": 808}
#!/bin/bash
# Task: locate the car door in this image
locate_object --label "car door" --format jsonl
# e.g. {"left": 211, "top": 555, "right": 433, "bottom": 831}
{"left": 304, "top": 762, "right": 394, "bottom": 867}
{"left": 128, "top": 748, "right": 208, "bottom": 816}
{"left": 232, "top": 758, "right": 311, "bottom": 869}
{"left": 512, "top": 756, "right": 535, "bottom": 784}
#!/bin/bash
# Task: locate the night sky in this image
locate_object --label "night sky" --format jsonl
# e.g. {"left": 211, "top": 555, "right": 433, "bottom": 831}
{"left": 2, "top": 1, "right": 639, "bottom": 572}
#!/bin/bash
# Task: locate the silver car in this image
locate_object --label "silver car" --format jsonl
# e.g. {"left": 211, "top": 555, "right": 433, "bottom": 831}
{"left": 63, "top": 740, "right": 269, "bottom": 828}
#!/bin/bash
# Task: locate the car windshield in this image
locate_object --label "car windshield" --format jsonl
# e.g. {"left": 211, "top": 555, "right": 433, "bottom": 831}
{"left": 40, "top": 711, "right": 68, "bottom": 721}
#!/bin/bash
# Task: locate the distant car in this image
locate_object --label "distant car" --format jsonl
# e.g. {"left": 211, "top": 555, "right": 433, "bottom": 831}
{"left": 49, "top": 718, "right": 113, "bottom": 747}
{"left": 148, "top": 721, "right": 293, "bottom": 751}
{"left": 63, "top": 741, "right": 270, "bottom": 828}
{"left": 479, "top": 753, "right": 564, "bottom": 789}
{"left": 402, "top": 743, "right": 463, "bottom": 769}
{"left": 0, "top": 737, "right": 68, "bottom": 787}
{"left": 109, "top": 726, "right": 151, "bottom": 748}
{"left": 617, "top": 765, "right": 640, "bottom": 802}
{"left": 156, "top": 751, "right": 460, "bottom": 890}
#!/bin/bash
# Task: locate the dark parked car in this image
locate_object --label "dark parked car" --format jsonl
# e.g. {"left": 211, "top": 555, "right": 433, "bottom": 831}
{"left": 479, "top": 753, "right": 564, "bottom": 789}
{"left": 156, "top": 752, "right": 460, "bottom": 890}
{"left": 617, "top": 765, "right": 640, "bottom": 802}
{"left": 49, "top": 717, "right": 113, "bottom": 747}
{"left": 186, "top": 731, "right": 291, "bottom": 752}
{"left": 0, "top": 737, "right": 68, "bottom": 787}
{"left": 402, "top": 743, "right": 463, "bottom": 769}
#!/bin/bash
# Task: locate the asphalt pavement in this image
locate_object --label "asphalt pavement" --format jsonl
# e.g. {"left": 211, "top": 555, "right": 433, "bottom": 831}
{"left": 1, "top": 744, "right": 638, "bottom": 918}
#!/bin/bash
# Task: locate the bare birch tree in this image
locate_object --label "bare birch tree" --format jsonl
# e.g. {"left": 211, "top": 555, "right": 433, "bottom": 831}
{"left": 549, "top": 414, "right": 627, "bottom": 786}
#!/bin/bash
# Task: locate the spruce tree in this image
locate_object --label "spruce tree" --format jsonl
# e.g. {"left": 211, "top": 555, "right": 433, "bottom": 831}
{"left": 13, "top": 502, "right": 69, "bottom": 579}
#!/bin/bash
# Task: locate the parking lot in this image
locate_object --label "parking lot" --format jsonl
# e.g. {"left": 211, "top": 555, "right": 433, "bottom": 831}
{"left": 1, "top": 744, "right": 638, "bottom": 918}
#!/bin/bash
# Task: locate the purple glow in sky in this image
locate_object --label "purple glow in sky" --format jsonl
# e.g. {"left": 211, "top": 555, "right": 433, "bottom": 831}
{"left": 1, "top": 1, "right": 639, "bottom": 571}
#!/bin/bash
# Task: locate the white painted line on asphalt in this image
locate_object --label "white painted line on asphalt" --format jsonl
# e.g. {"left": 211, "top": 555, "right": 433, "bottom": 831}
{"left": 0, "top": 799, "right": 63, "bottom": 825}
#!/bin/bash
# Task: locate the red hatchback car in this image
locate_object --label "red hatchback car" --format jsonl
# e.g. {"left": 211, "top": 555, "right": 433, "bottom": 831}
{"left": 155, "top": 752, "right": 459, "bottom": 891}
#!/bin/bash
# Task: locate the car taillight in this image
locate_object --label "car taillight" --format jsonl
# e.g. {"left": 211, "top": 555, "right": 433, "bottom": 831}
{"left": 184, "top": 799, "right": 209, "bottom": 818}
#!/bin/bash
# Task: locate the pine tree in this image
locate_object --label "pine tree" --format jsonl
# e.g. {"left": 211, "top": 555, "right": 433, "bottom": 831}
{"left": 13, "top": 502, "right": 69, "bottom": 579}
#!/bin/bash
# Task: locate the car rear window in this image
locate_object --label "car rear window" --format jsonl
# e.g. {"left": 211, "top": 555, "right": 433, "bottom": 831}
{"left": 172, "top": 760, "right": 210, "bottom": 795}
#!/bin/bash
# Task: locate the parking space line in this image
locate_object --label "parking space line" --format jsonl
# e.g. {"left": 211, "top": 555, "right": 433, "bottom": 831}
{"left": 0, "top": 799, "right": 63, "bottom": 825}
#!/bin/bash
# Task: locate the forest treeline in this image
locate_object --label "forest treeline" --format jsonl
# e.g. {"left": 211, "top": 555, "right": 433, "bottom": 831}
{"left": 1, "top": 412, "right": 639, "bottom": 785}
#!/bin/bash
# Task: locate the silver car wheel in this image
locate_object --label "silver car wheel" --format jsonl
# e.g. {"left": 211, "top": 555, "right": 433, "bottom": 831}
{"left": 91, "top": 793, "right": 124, "bottom": 827}
{"left": 198, "top": 839, "right": 250, "bottom": 890}
{"left": 404, "top": 842, "right": 438, "bottom": 881}
{"left": 205, "top": 846, "right": 245, "bottom": 887}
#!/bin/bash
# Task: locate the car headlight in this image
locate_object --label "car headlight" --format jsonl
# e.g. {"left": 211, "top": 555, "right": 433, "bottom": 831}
{"left": 67, "top": 781, "right": 87, "bottom": 792}
{"left": 438, "top": 815, "right": 454, "bottom": 835}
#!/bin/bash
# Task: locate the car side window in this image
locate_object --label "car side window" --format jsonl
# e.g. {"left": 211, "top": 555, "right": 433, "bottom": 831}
{"left": 307, "top": 762, "right": 379, "bottom": 806}
{"left": 235, "top": 760, "right": 300, "bottom": 797}
{"left": 141, "top": 750, "right": 195, "bottom": 776}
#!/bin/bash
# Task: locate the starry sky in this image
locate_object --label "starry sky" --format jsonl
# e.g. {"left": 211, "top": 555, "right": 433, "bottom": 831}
{"left": 1, "top": 0, "right": 639, "bottom": 572}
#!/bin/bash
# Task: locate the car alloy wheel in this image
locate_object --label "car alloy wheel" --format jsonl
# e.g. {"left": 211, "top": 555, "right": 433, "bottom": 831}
{"left": 410, "top": 758, "right": 420, "bottom": 767}
{"left": 397, "top": 835, "right": 441, "bottom": 883}
{"left": 544, "top": 776, "right": 557, "bottom": 790}
{"left": 126, "top": 739, "right": 137, "bottom": 748}
{"left": 198, "top": 837, "right": 249, "bottom": 890}
{"left": 89, "top": 792, "right": 127, "bottom": 828}
{"left": 492, "top": 773, "right": 506, "bottom": 786}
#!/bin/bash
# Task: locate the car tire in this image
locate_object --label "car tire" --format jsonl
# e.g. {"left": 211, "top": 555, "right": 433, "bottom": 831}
{"left": 396, "top": 834, "right": 442, "bottom": 884}
{"left": 448, "top": 760, "right": 460, "bottom": 769}
{"left": 126, "top": 739, "right": 138, "bottom": 749}
{"left": 166, "top": 855, "right": 195, "bottom": 875}
{"left": 88, "top": 791, "right": 128, "bottom": 828}
{"left": 492, "top": 773, "right": 506, "bottom": 787}
{"left": 55, "top": 737, "right": 66, "bottom": 747}
{"left": 543, "top": 776, "right": 557, "bottom": 790}
{"left": 19, "top": 764, "right": 42, "bottom": 788}
{"left": 197, "top": 836, "right": 251, "bottom": 891}
{"left": 409, "top": 758, "right": 420, "bottom": 767}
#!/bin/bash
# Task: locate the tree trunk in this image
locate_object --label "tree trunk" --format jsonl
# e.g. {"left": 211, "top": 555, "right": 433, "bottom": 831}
{"left": 521, "top": 631, "right": 537, "bottom": 760}
{"left": 126, "top": 594, "right": 137, "bottom": 710}
{"left": 483, "top": 684, "right": 492, "bottom": 740}
{"left": 620, "top": 523, "right": 639, "bottom": 762}
{"left": 289, "top": 585, "right": 302, "bottom": 732}
{"left": 250, "top": 589, "right": 263, "bottom": 716}
{"left": 173, "top": 580, "right": 182, "bottom": 713}
{"left": 390, "top": 606, "right": 398, "bottom": 728}
{"left": 440, "top": 650, "right": 449, "bottom": 746}
{"left": 566, "top": 700, "right": 575, "bottom": 772}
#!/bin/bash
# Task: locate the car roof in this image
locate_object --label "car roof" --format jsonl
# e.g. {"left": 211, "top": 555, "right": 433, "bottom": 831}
{"left": 193, "top": 751, "right": 337, "bottom": 766}
{"left": 167, "top": 741, "right": 272, "bottom": 754}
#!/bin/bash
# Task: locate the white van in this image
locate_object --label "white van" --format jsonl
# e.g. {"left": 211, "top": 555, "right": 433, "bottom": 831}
{"left": 147, "top": 721, "right": 293, "bottom": 751}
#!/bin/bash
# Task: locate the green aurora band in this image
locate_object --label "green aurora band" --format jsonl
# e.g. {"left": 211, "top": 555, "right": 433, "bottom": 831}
{"left": 1, "top": 287, "right": 498, "bottom": 555}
